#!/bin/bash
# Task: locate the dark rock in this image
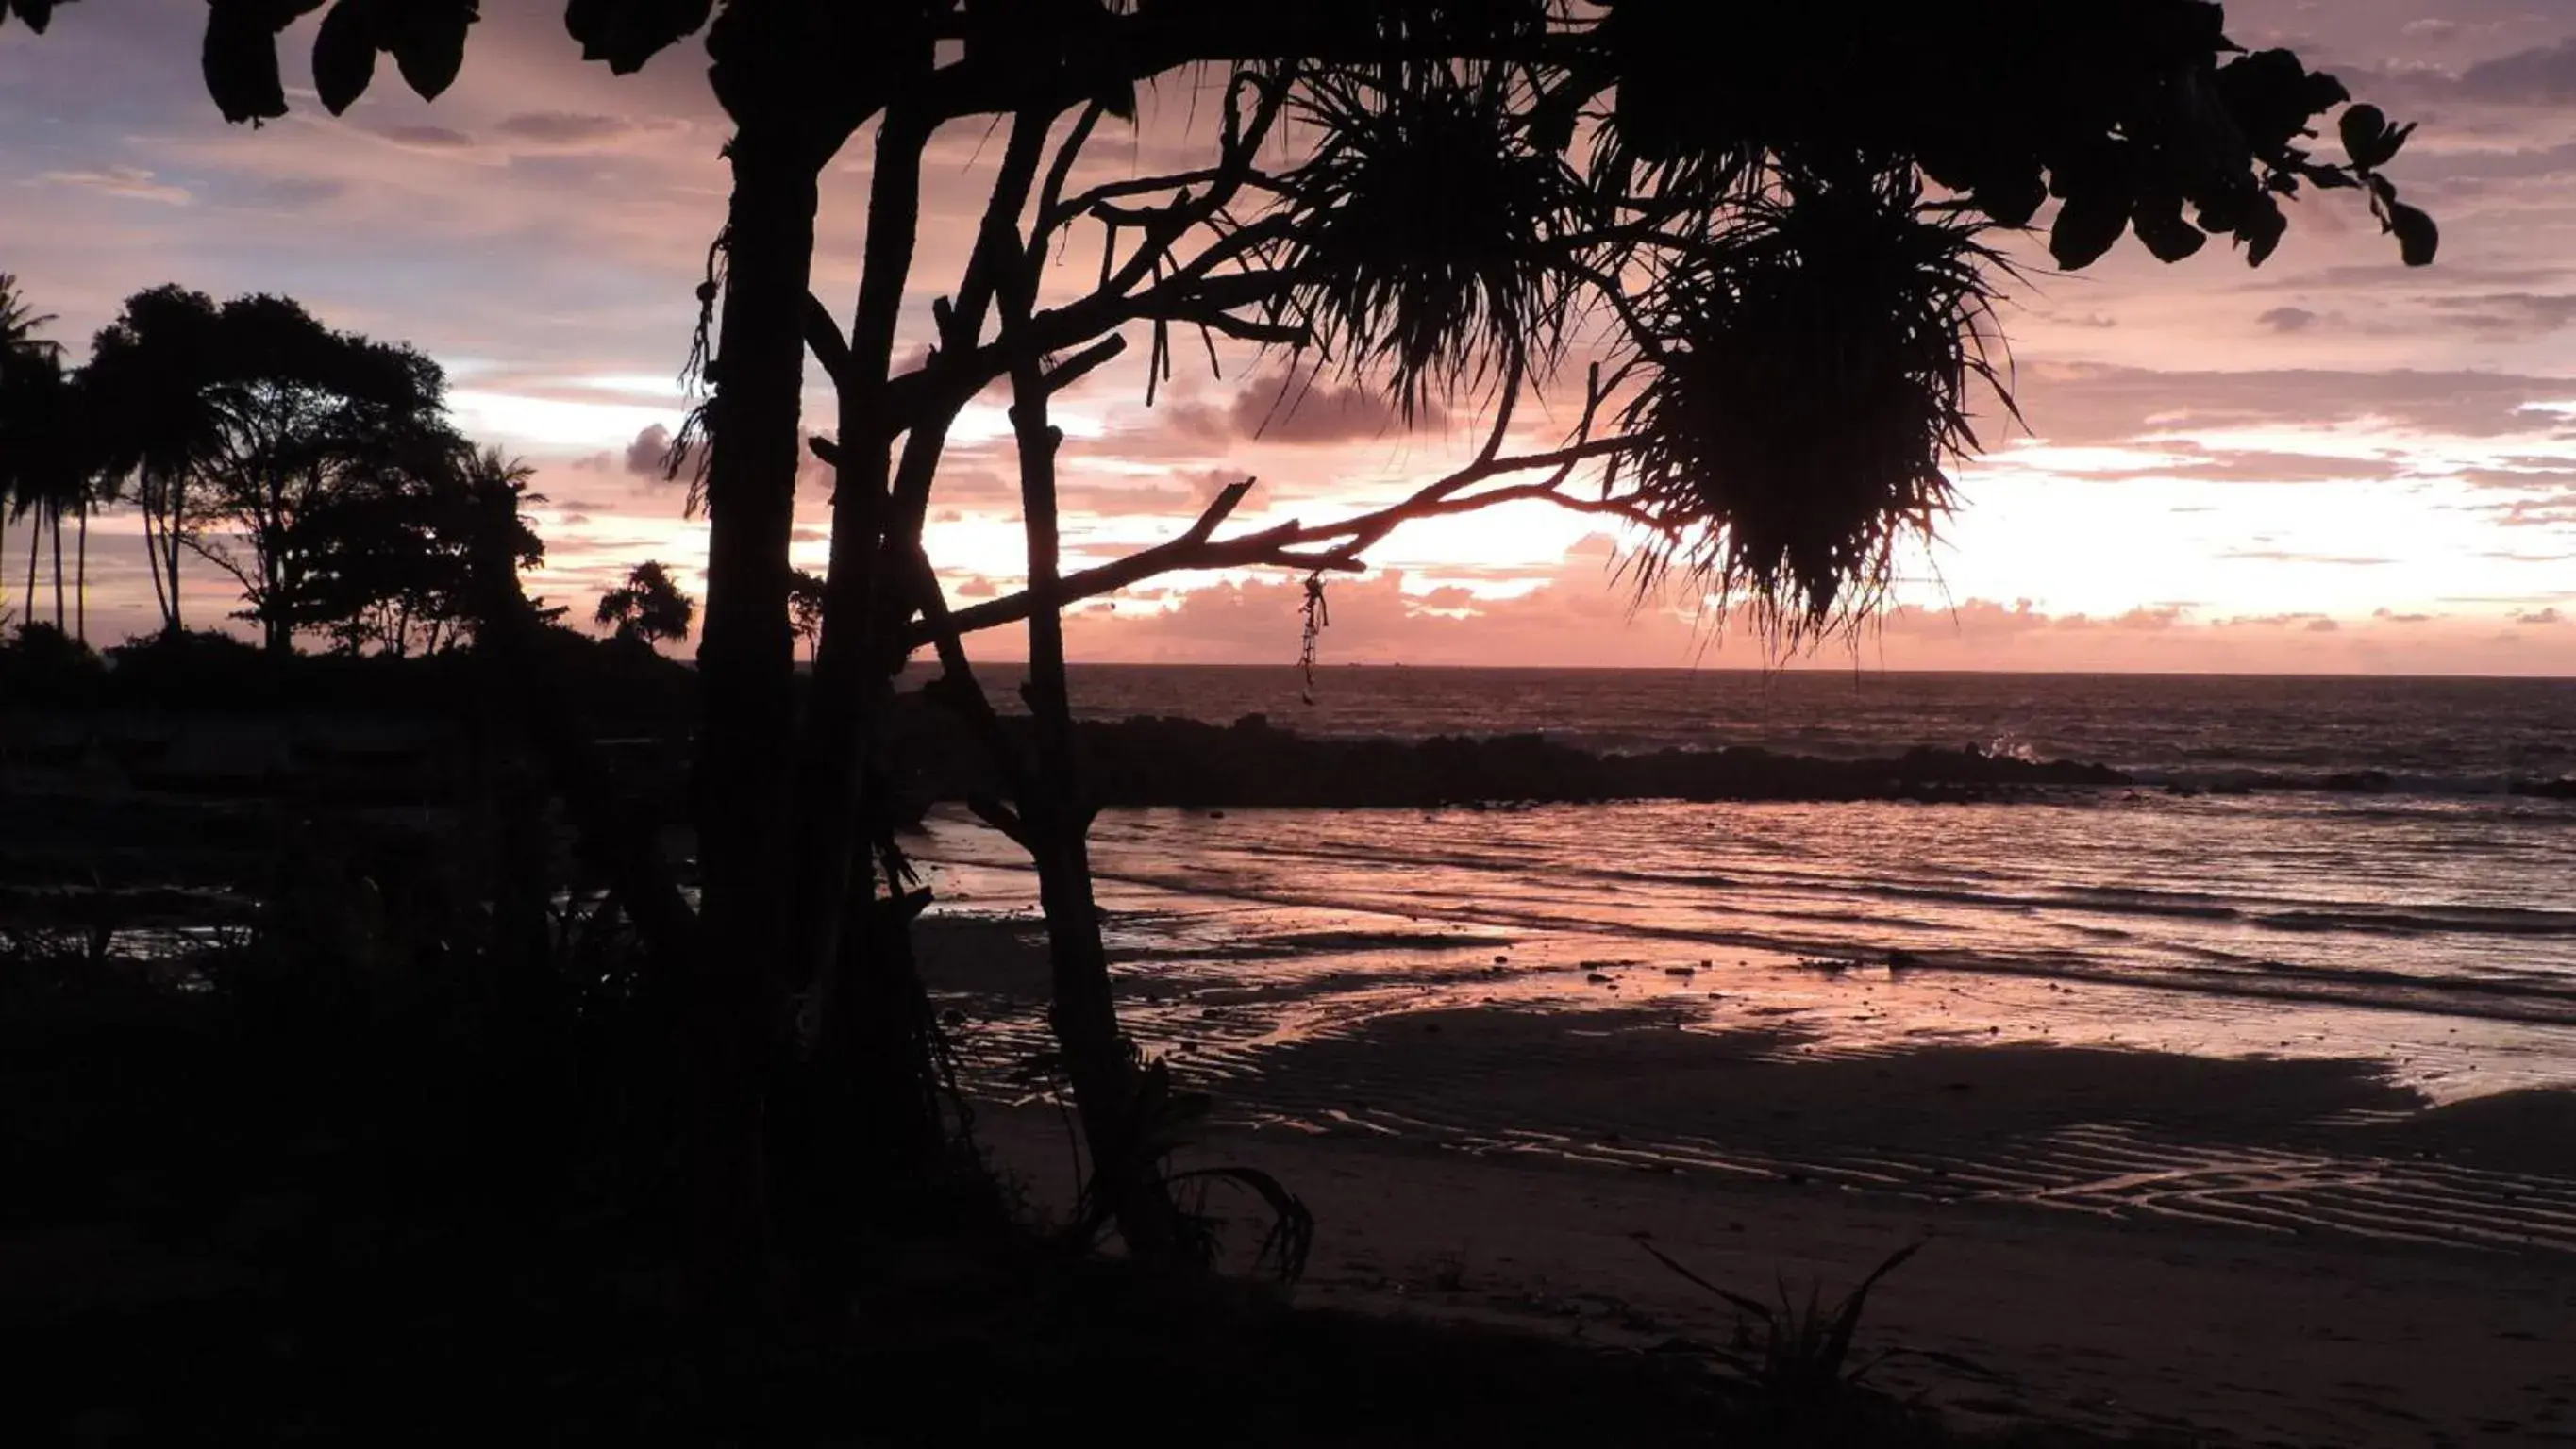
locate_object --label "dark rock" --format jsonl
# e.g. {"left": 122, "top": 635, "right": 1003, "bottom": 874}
{"left": 889, "top": 703, "right": 2135, "bottom": 810}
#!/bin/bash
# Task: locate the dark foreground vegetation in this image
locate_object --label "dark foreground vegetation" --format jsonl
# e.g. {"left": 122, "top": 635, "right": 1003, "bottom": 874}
{"left": 6, "top": 869, "right": 2140, "bottom": 1448}
{"left": 10, "top": 627, "right": 2150, "bottom": 1445}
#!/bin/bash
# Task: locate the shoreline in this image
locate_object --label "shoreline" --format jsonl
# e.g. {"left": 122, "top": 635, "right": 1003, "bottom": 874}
{"left": 917, "top": 914, "right": 2576, "bottom": 1247}
{"left": 926, "top": 908, "right": 2576, "bottom": 1442}
{"left": 973, "top": 1103, "right": 2576, "bottom": 1447}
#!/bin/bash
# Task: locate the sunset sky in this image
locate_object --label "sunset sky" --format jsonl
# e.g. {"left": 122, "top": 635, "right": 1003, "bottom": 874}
{"left": 6, "top": 1, "right": 2576, "bottom": 673}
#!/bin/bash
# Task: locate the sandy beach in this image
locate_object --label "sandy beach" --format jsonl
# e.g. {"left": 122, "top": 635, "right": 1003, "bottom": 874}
{"left": 926, "top": 915, "right": 2576, "bottom": 1446}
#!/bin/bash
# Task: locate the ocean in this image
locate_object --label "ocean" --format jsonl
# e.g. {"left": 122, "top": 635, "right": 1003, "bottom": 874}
{"left": 915, "top": 666, "right": 2576, "bottom": 1102}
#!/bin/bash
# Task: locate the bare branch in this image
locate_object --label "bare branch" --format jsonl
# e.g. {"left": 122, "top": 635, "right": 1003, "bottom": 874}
{"left": 804, "top": 291, "right": 853, "bottom": 385}
{"left": 912, "top": 427, "right": 1643, "bottom": 648}
{"left": 1035, "top": 101, "right": 1110, "bottom": 241}
{"left": 1041, "top": 334, "right": 1129, "bottom": 395}
{"left": 1051, "top": 167, "right": 1229, "bottom": 230}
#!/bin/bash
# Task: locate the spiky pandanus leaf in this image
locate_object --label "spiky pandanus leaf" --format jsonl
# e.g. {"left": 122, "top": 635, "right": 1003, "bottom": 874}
{"left": 1264, "top": 62, "right": 1594, "bottom": 420}
{"left": 1612, "top": 160, "right": 2017, "bottom": 642}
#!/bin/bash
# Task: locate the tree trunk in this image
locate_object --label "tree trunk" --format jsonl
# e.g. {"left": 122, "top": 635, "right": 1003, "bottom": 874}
{"left": 1005, "top": 296, "right": 1185, "bottom": 1256}
{"left": 23, "top": 506, "right": 37, "bottom": 618}
{"left": 263, "top": 546, "right": 292, "bottom": 655}
{"left": 50, "top": 505, "right": 64, "bottom": 630}
{"left": 162, "top": 476, "right": 185, "bottom": 639}
{"left": 682, "top": 129, "right": 827, "bottom": 1313}
{"left": 140, "top": 492, "right": 166, "bottom": 636}
{"left": 75, "top": 504, "right": 87, "bottom": 644}
{"left": 778, "top": 110, "right": 961, "bottom": 1239}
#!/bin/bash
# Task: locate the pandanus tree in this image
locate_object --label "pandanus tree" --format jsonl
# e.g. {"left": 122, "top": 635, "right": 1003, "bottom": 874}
{"left": 595, "top": 558, "right": 698, "bottom": 647}
{"left": 8, "top": 0, "right": 2437, "bottom": 1290}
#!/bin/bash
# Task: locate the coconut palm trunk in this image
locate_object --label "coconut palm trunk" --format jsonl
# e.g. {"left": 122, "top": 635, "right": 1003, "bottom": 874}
{"left": 49, "top": 501, "right": 65, "bottom": 629}
{"left": 162, "top": 477, "right": 185, "bottom": 638}
{"left": 75, "top": 501, "right": 86, "bottom": 643}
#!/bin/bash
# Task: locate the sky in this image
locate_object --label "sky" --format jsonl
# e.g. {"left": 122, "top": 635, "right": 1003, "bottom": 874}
{"left": 5, "top": 1, "right": 2576, "bottom": 674}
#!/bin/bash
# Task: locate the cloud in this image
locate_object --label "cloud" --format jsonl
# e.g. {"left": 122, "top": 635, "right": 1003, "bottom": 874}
{"left": 2514, "top": 607, "right": 2567, "bottom": 625}
{"left": 2018, "top": 363, "right": 2576, "bottom": 442}
{"left": 625, "top": 424, "right": 683, "bottom": 478}
{"left": 493, "top": 111, "right": 692, "bottom": 151}
{"left": 1164, "top": 373, "right": 1448, "bottom": 448}
{"left": 1059, "top": 479, "right": 1203, "bottom": 517}
{"left": 1037, "top": 546, "right": 2576, "bottom": 672}
{"left": 2257, "top": 306, "right": 2319, "bottom": 333}
{"left": 2216, "top": 611, "right": 2334, "bottom": 629}
{"left": 2218, "top": 549, "right": 2398, "bottom": 565}
{"left": 2455, "top": 39, "right": 2576, "bottom": 106}
{"left": 39, "top": 166, "right": 190, "bottom": 205}
{"left": 1981, "top": 440, "right": 2409, "bottom": 486}
{"left": 372, "top": 124, "right": 477, "bottom": 152}
{"left": 2400, "top": 19, "right": 2458, "bottom": 42}
{"left": 2420, "top": 293, "right": 2576, "bottom": 341}
{"left": 2107, "top": 605, "right": 2184, "bottom": 631}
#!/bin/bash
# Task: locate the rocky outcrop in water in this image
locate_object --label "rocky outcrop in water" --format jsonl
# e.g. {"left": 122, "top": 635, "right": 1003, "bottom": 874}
{"left": 892, "top": 708, "right": 2131, "bottom": 810}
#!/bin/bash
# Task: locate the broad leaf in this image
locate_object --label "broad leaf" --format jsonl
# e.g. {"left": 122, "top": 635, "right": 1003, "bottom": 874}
{"left": 2240, "top": 193, "right": 2288, "bottom": 266}
{"left": 386, "top": 0, "right": 477, "bottom": 101}
{"left": 2131, "top": 191, "right": 2206, "bottom": 262}
{"left": 2388, "top": 202, "right": 2438, "bottom": 267}
{"left": 1971, "top": 167, "right": 2048, "bottom": 230}
{"left": 2049, "top": 189, "right": 2130, "bottom": 270}
{"left": 565, "top": 0, "right": 713, "bottom": 75}
{"left": 6, "top": 0, "right": 62, "bottom": 35}
{"left": 2337, "top": 102, "right": 2412, "bottom": 171}
{"left": 2339, "top": 103, "right": 2385, "bottom": 166}
{"left": 204, "top": 6, "right": 289, "bottom": 123}
{"left": 310, "top": 0, "right": 381, "bottom": 116}
{"left": 202, "top": 0, "right": 328, "bottom": 125}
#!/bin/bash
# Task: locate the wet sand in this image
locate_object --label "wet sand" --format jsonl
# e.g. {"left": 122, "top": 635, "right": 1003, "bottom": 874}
{"left": 925, "top": 918, "right": 2576, "bottom": 1445}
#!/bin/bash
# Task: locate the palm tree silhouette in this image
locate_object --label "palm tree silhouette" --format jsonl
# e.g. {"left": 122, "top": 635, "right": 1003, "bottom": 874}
{"left": 81, "top": 286, "right": 230, "bottom": 640}
{"left": 0, "top": 274, "right": 59, "bottom": 628}
{"left": 0, "top": 275, "right": 90, "bottom": 636}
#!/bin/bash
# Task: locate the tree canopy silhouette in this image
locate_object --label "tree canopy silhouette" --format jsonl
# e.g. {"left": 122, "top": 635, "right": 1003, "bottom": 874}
{"left": 595, "top": 558, "right": 697, "bottom": 647}
{"left": 21, "top": 0, "right": 2441, "bottom": 1292}
{"left": 9, "top": 277, "right": 544, "bottom": 653}
{"left": 292, "top": 443, "right": 548, "bottom": 656}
